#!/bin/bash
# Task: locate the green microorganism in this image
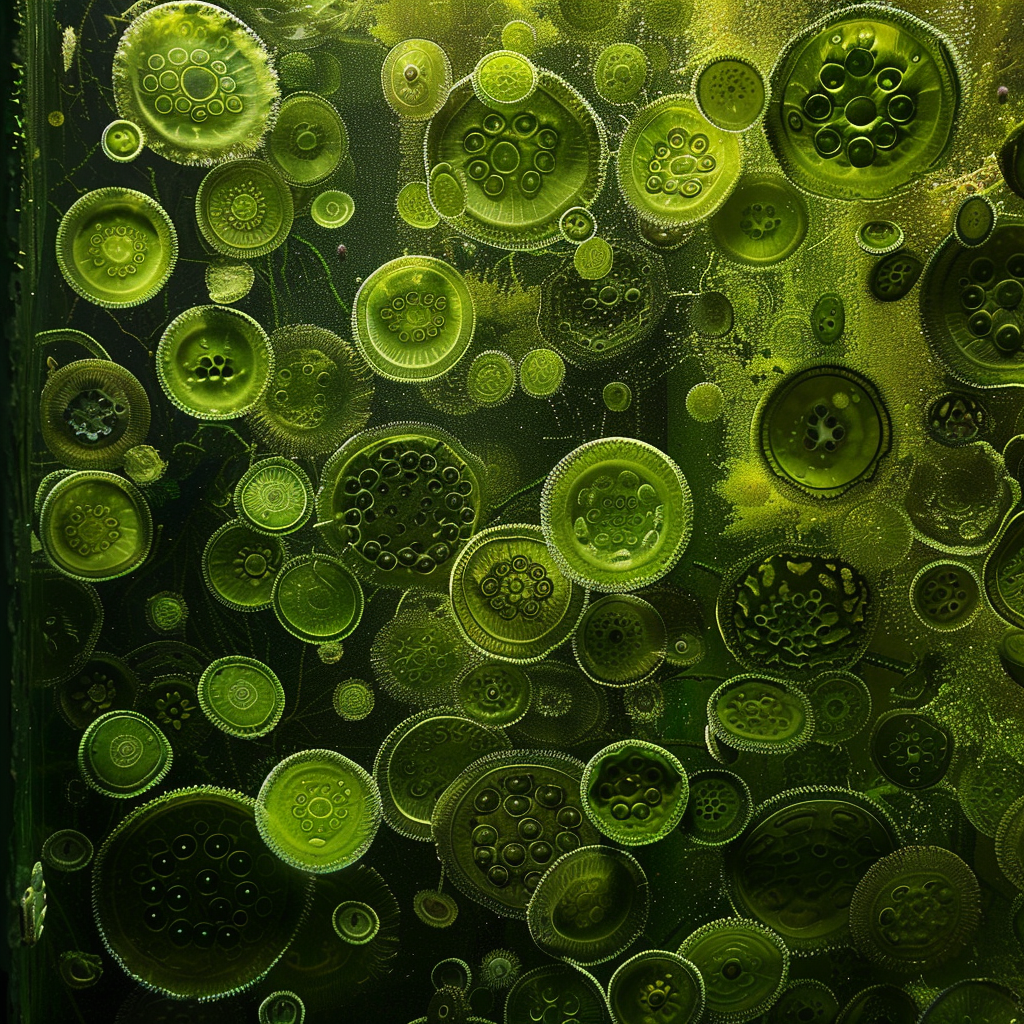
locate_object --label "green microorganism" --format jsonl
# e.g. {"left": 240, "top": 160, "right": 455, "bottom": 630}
{"left": 472, "top": 50, "right": 537, "bottom": 108}
{"left": 709, "top": 675, "right": 814, "bottom": 754}
{"left": 856, "top": 219, "right": 905, "bottom": 255}
{"left": 837, "top": 500, "right": 913, "bottom": 573}
{"left": 622, "top": 679, "right": 665, "bottom": 724}
{"left": 122, "top": 445, "right": 168, "bottom": 486}
{"left": 519, "top": 349, "right": 565, "bottom": 397}
{"left": 603, "top": 381, "right": 632, "bottom": 411}
{"left": 557, "top": 0, "right": 619, "bottom": 32}
{"left": 506, "top": 965, "right": 607, "bottom": 1024}
{"left": 541, "top": 436, "right": 692, "bottom": 592}
{"left": 278, "top": 51, "right": 316, "bottom": 90}
{"left": 455, "top": 661, "right": 532, "bottom": 726}
{"left": 319, "top": 639, "right": 344, "bottom": 665}
{"left": 111, "top": 1, "right": 280, "bottom": 165}
{"left": 466, "top": 350, "right": 516, "bottom": 406}
{"left": 57, "top": 652, "right": 139, "bottom": 730}
{"left": 573, "top": 594, "right": 667, "bottom": 686}
{"left": 413, "top": 889, "right": 459, "bottom": 928}
{"left": 689, "top": 290, "right": 734, "bottom": 337}
{"left": 479, "top": 947, "right": 521, "bottom": 990}
{"left": 141, "top": 674, "right": 204, "bottom": 741}
{"left": 695, "top": 56, "right": 766, "bottom": 131}
{"left": 810, "top": 292, "right": 845, "bottom": 344}
{"left": 685, "top": 381, "right": 725, "bottom": 422}
{"left": 869, "top": 250, "right": 923, "bottom": 301}
{"left": 271, "top": 553, "right": 365, "bottom": 643}
{"left": 198, "top": 656, "right": 285, "bottom": 739}
{"left": 710, "top": 175, "right": 809, "bottom": 267}
{"left": 954, "top": 194, "right": 997, "bottom": 247}
{"left": 205, "top": 258, "right": 255, "bottom": 302}
{"left": 397, "top": 181, "right": 441, "bottom": 229}
{"left": 513, "top": 660, "right": 607, "bottom": 748}
{"left": 559, "top": 206, "right": 597, "bottom": 243}
{"left": 234, "top": 457, "right": 314, "bottom": 535}
{"left": 768, "top": 980, "right": 839, "bottom": 1024}
{"left": 310, "top": 189, "right": 355, "bottom": 228}
{"left": 958, "top": 756, "right": 1024, "bottom": 837}
{"left": 56, "top": 188, "right": 178, "bottom": 308}
{"left": 428, "top": 162, "right": 468, "bottom": 218}
{"left": 30, "top": 572, "right": 104, "bottom": 687}
{"left": 259, "top": 992, "right": 305, "bottom": 1024}
{"left": 202, "top": 519, "right": 289, "bottom": 612}
{"left": 431, "top": 956, "right": 472, "bottom": 991}
{"left": 573, "top": 236, "right": 613, "bottom": 280}
{"left": 78, "top": 710, "right": 172, "bottom": 798}
{"left": 332, "top": 901, "right": 380, "bottom": 945}
{"left": 607, "top": 950, "right": 706, "bottom": 1024}
{"left": 806, "top": 671, "right": 871, "bottom": 743}
{"left": 382, "top": 39, "right": 452, "bottom": 120}
{"left": 918, "top": 981, "right": 1023, "bottom": 1024}
{"left": 501, "top": 21, "right": 536, "bottom": 55}
{"left": 333, "top": 679, "right": 375, "bottom": 721}
{"left": 58, "top": 951, "right": 104, "bottom": 989}
{"left": 996, "top": 795, "right": 1024, "bottom": 888}
{"left": 681, "top": 769, "right": 752, "bottom": 847}
{"left": 870, "top": 710, "right": 954, "bottom": 790}
{"left": 927, "top": 391, "right": 988, "bottom": 445}
{"left": 41, "top": 829, "right": 94, "bottom": 872}
{"left": 910, "top": 560, "right": 981, "bottom": 631}
{"left": 265, "top": 92, "right": 347, "bottom": 185}
{"left": 594, "top": 44, "right": 648, "bottom": 105}
{"left": 101, "top": 119, "right": 144, "bottom": 162}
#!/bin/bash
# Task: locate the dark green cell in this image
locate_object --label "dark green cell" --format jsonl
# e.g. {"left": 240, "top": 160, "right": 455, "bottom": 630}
{"left": 910, "top": 559, "right": 981, "bottom": 631}
{"left": 455, "top": 662, "right": 532, "bottom": 727}
{"left": 505, "top": 965, "right": 606, "bottom": 1024}
{"left": 271, "top": 554, "right": 364, "bottom": 643}
{"left": 202, "top": 520, "right": 288, "bottom": 612}
{"left": 198, "top": 656, "right": 284, "bottom": 738}
{"left": 856, "top": 219, "right": 904, "bottom": 255}
{"left": 413, "top": 889, "right": 459, "bottom": 928}
{"left": 768, "top": 981, "right": 839, "bottom": 1024}
{"left": 695, "top": 57, "right": 766, "bottom": 131}
{"left": 466, "top": 350, "right": 516, "bottom": 406}
{"left": 573, "top": 594, "right": 667, "bottom": 685}
{"left": 258, "top": 992, "right": 304, "bottom": 1024}
{"left": 41, "top": 829, "right": 94, "bottom": 872}
{"left": 479, "top": 947, "right": 520, "bottom": 990}
{"left": 511, "top": 660, "right": 607, "bottom": 748}
{"left": 838, "top": 986, "right": 918, "bottom": 1024}
{"left": 594, "top": 44, "right": 648, "bottom": 105}
{"left": 954, "top": 194, "right": 996, "bottom": 246}
{"left": 689, "top": 290, "right": 734, "bottom": 337}
{"left": 985, "top": 511, "right": 1024, "bottom": 628}
{"left": 430, "top": 957, "right": 471, "bottom": 990}
{"left": 382, "top": 39, "right": 452, "bottom": 121}
{"left": 927, "top": 391, "right": 988, "bottom": 444}
{"left": 78, "top": 710, "right": 172, "bottom": 797}
{"left": 234, "top": 458, "right": 313, "bottom": 535}
{"left": 919, "top": 981, "right": 1022, "bottom": 1024}
{"left": 709, "top": 675, "right": 813, "bottom": 754}
{"left": 870, "top": 710, "right": 953, "bottom": 789}
{"left": 607, "top": 950, "right": 705, "bottom": 1024}
{"left": 806, "top": 671, "right": 871, "bottom": 743}
{"left": 869, "top": 250, "right": 922, "bottom": 300}
{"left": 637, "top": 216, "right": 691, "bottom": 250}
{"left": 995, "top": 794, "right": 1024, "bottom": 889}
{"left": 331, "top": 901, "right": 379, "bottom": 945}
{"left": 958, "top": 756, "right": 1024, "bottom": 837}
{"left": 710, "top": 175, "right": 809, "bottom": 267}
{"left": 265, "top": 92, "right": 347, "bottom": 186}
{"left": 682, "top": 769, "right": 752, "bottom": 846}
{"left": 59, "top": 951, "right": 104, "bottom": 990}
{"left": 57, "top": 652, "right": 139, "bottom": 730}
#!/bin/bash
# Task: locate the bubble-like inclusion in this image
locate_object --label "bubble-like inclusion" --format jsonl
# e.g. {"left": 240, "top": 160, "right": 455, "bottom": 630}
{"left": 573, "top": 595, "right": 667, "bottom": 686}
{"left": 112, "top": 1, "right": 280, "bottom": 165}
{"left": 506, "top": 965, "right": 607, "bottom": 1024}
{"left": 765, "top": 6, "right": 960, "bottom": 199}
{"left": 709, "top": 675, "right": 814, "bottom": 754}
{"left": 710, "top": 174, "right": 809, "bottom": 267}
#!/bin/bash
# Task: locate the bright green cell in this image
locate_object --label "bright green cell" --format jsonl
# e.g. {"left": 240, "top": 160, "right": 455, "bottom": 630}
{"left": 678, "top": 919, "right": 789, "bottom": 1023}
{"left": 425, "top": 70, "right": 607, "bottom": 250}
{"left": 695, "top": 57, "right": 766, "bottom": 131}
{"left": 397, "top": 181, "right": 440, "bottom": 229}
{"left": 101, "top": 119, "right": 144, "bottom": 162}
{"left": 710, "top": 175, "right": 808, "bottom": 267}
{"left": 811, "top": 292, "right": 845, "bottom": 344}
{"left": 467, "top": 350, "right": 516, "bottom": 405}
{"left": 871, "top": 710, "right": 953, "bottom": 789}
{"left": 256, "top": 749, "right": 382, "bottom": 873}
{"left": 310, "top": 189, "right": 354, "bottom": 228}
{"left": 455, "top": 661, "right": 532, "bottom": 726}
{"left": 333, "top": 679, "right": 375, "bottom": 721}
{"left": 195, "top": 159, "right": 293, "bottom": 261}
{"left": 519, "top": 349, "right": 565, "bottom": 397}
{"left": 259, "top": 992, "right": 304, "bottom": 1024}
{"left": 480, "top": 947, "right": 520, "bottom": 990}
{"left": 205, "top": 258, "right": 255, "bottom": 303}
{"left": 709, "top": 675, "right": 813, "bottom": 753}
{"left": 92, "top": 787, "right": 310, "bottom": 1000}
{"left": 382, "top": 39, "right": 452, "bottom": 120}
{"left": 266, "top": 92, "right": 347, "bottom": 185}
{"left": 758, "top": 366, "right": 891, "bottom": 498}
{"left": 603, "top": 381, "right": 632, "bottom": 411}
{"left": 332, "top": 901, "right": 379, "bottom": 945}
{"left": 123, "top": 445, "right": 168, "bottom": 486}
{"left": 574, "top": 594, "right": 666, "bottom": 685}
{"left": 56, "top": 188, "right": 177, "bottom": 308}
{"left": 594, "top": 44, "right": 647, "bottom": 105}
{"left": 374, "top": 711, "right": 511, "bottom": 840}
{"left": 235, "top": 457, "right": 314, "bottom": 534}
{"left": 145, "top": 590, "right": 188, "bottom": 633}
{"left": 541, "top": 437, "right": 692, "bottom": 592}
{"left": 686, "top": 381, "right": 725, "bottom": 422}
{"left": 526, "top": 845, "right": 649, "bottom": 966}
{"left": 955, "top": 194, "right": 996, "bottom": 246}
{"left": 910, "top": 560, "right": 981, "bottom": 631}
{"left": 506, "top": 965, "right": 606, "bottom": 1024}
{"left": 574, "top": 236, "right": 613, "bottom": 279}
{"left": 78, "top": 710, "right": 172, "bottom": 797}
{"left": 40, "top": 471, "right": 153, "bottom": 582}
{"left": 271, "top": 553, "right": 365, "bottom": 643}
{"left": 428, "top": 164, "right": 467, "bottom": 218}
{"left": 202, "top": 519, "right": 288, "bottom": 612}
{"left": 608, "top": 951, "right": 705, "bottom": 1024}
{"left": 559, "top": 206, "right": 597, "bottom": 243}
{"left": 682, "top": 769, "right": 752, "bottom": 846}
{"left": 198, "top": 656, "right": 285, "bottom": 738}
{"left": 869, "top": 250, "right": 922, "bottom": 301}
{"left": 581, "top": 740, "right": 687, "bottom": 845}
{"left": 856, "top": 219, "right": 904, "bottom": 254}
{"left": 618, "top": 95, "right": 742, "bottom": 227}
{"left": 765, "top": 8, "right": 960, "bottom": 200}
{"left": 157, "top": 305, "right": 273, "bottom": 420}
{"left": 353, "top": 256, "right": 475, "bottom": 382}
{"left": 42, "top": 829, "right": 94, "bottom": 872}
{"left": 806, "top": 671, "right": 871, "bottom": 743}
{"left": 472, "top": 50, "right": 537, "bottom": 108}
{"left": 449, "top": 523, "right": 587, "bottom": 663}
{"left": 112, "top": 1, "right": 279, "bottom": 165}
{"left": 849, "top": 846, "right": 980, "bottom": 973}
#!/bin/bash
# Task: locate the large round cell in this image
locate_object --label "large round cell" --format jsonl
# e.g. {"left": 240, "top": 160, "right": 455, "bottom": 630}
{"left": 92, "top": 787, "right": 310, "bottom": 1000}
{"left": 40, "top": 359, "right": 151, "bottom": 470}
{"left": 431, "top": 749, "right": 600, "bottom": 918}
{"left": 381, "top": 39, "right": 452, "bottom": 120}
{"left": 197, "top": 656, "right": 284, "bottom": 738}
{"left": 985, "top": 512, "right": 1024, "bottom": 629}
{"left": 526, "top": 845, "right": 649, "bottom": 965}
{"left": 764, "top": 7, "right": 960, "bottom": 199}
{"left": 234, "top": 457, "right": 313, "bottom": 535}
{"left": 449, "top": 523, "right": 587, "bottom": 663}
{"left": 870, "top": 710, "right": 953, "bottom": 790}
{"left": 573, "top": 594, "right": 666, "bottom": 685}
{"left": 111, "top": 1, "right": 279, "bottom": 165}
{"left": 695, "top": 57, "right": 766, "bottom": 131}
{"left": 317, "top": 422, "right": 486, "bottom": 588}
{"left": 265, "top": 92, "right": 347, "bottom": 185}
{"left": 709, "top": 675, "right": 814, "bottom": 754}
{"left": 157, "top": 305, "right": 273, "bottom": 420}
{"left": 196, "top": 159, "right": 294, "bottom": 259}
{"left": 618, "top": 94, "right": 742, "bottom": 227}
{"left": 726, "top": 789, "right": 900, "bottom": 952}
{"left": 608, "top": 951, "right": 705, "bottom": 1024}
{"left": 710, "top": 175, "right": 808, "bottom": 267}
{"left": 806, "top": 671, "right": 872, "bottom": 743}
{"left": 271, "top": 554, "right": 364, "bottom": 643}
{"left": 849, "top": 845, "right": 980, "bottom": 973}
{"left": 56, "top": 188, "right": 177, "bottom": 308}
{"left": 255, "top": 749, "right": 382, "bottom": 873}
{"left": 373, "top": 710, "right": 510, "bottom": 840}
{"left": 920, "top": 218, "right": 1024, "bottom": 387}
{"left": 352, "top": 256, "right": 475, "bottom": 382}
{"left": 424, "top": 69, "right": 606, "bottom": 250}
{"left": 39, "top": 470, "right": 153, "bottom": 582}
{"left": 30, "top": 571, "right": 104, "bottom": 686}
{"left": 78, "top": 710, "right": 172, "bottom": 797}
{"left": 717, "top": 549, "right": 876, "bottom": 676}
{"left": 505, "top": 965, "right": 607, "bottom": 1024}
{"left": 919, "top": 981, "right": 1023, "bottom": 1024}
{"left": 541, "top": 437, "right": 692, "bottom": 591}
{"left": 758, "top": 366, "right": 891, "bottom": 498}
{"left": 202, "top": 519, "right": 288, "bottom": 611}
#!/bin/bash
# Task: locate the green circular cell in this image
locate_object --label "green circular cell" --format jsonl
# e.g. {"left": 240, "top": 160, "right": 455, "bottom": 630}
{"left": 996, "top": 794, "right": 1024, "bottom": 888}
{"left": 256, "top": 749, "right": 382, "bottom": 873}
{"left": 559, "top": 206, "right": 597, "bottom": 243}
{"left": 30, "top": 571, "right": 103, "bottom": 686}
{"left": 40, "top": 470, "right": 153, "bottom": 582}
{"left": 541, "top": 437, "right": 692, "bottom": 592}
{"left": 837, "top": 500, "right": 913, "bottom": 574}
{"left": 871, "top": 710, "right": 953, "bottom": 789}
{"left": 573, "top": 594, "right": 666, "bottom": 685}
{"left": 769, "top": 981, "right": 839, "bottom": 1024}
{"left": 695, "top": 57, "right": 766, "bottom": 131}
{"left": 102, "top": 119, "right": 144, "bottom": 162}
{"left": 581, "top": 740, "right": 687, "bottom": 845}
{"left": 574, "top": 236, "right": 613, "bottom": 279}
{"left": 455, "top": 662, "right": 532, "bottom": 726}
{"left": 79, "top": 710, "right": 172, "bottom": 797}
{"left": 472, "top": 50, "right": 537, "bottom": 108}
{"left": 955, "top": 194, "right": 997, "bottom": 247}
{"left": 382, "top": 39, "right": 452, "bottom": 120}
{"left": 332, "top": 901, "right": 379, "bottom": 945}
{"left": 856, "top": 219, "right": 904, "bottom": 255}
{"left": 112, "top": 1, "right": 279, "bottom": 166}
{"left": 603, "top": 381, "right": 632, "bottom": 411}
{"left": 910, "top": 559, "right": 981, "bottom": 631}
{"left": 202, "top": 519, "right": 288, "bottom": 612}
{"left": 145, "top": 591, "right": 188, "bottom": 633}
{"left": 618, "top": 95, "right": 742, "bottom": 227}
{"left": 235, "top": 457, "right": 313, "bottom": 535}
{"left": 926, "top": 391, "right": 988, "bottom": 445}
{"left": 682, "top": 769, "right": 752, "bottom": 846}
{"left": 869, "top": 250, "right": 922, "bottom": 301}
{"left": 259, "top": 992, "right": 304, "bottom": 1024}
{"left": 353, "top": 256, "right": 475, "bottom": 383}
{"left": 271, "top": 554, "right": 365, "bottom": 643}
{"left": 506, "top": 965, "right": 606, "bottom": 1024}
{"left": 519, "top": 349, "right": 565, "bottom": 396}
{"left": 709, "top": 675, "right": 814, "bottom": 754}
{"left": 198, "top": 656, "right": 284, "bottom": 738}
{"left": 594, "top": 44, "right": 648, "bottom": 105}
{"left": 958, "top": 756, "right": 1024, "bottom": 837}
{"left": 57, "top": 651, "right": 139, "bottom": 730}
{"left": 608, "top": 951, "right": 705, "bottom": 1024}
{"left": 56, "top": 188, "right": 177, "bottom": 308}
{"left": 42, "top": 829, "right": 94, "bottom": 872}
{"left": 310, "top": 189, "right": 354, "bottom": 228}
{"left": 849, "top": 846, "right": 980, "bottom": 973}
{"left": 205, "top": 258, "right": 254, "bottom": 302}
{"left": 839, "top": 985, "right": 918, "bottom": 1024}
{"left": 397, "top": 181, "right": 440, "bottom": 229}
{"left": 157, "top": 305, "right": 273, "bottom": 420}
{"left": 806, "top": 671, "right": 871, "bottom": 743}
{"left": 60, "top": 950, "right": 102, "bottom": 991}
{"left": 502, "top": 20, "right": 537, "bottom": 55}
{"left": 919, "top": 981, "right": 1022, "bottom": 1024}
{"left": 428, "top": 163, "right": 468, "bottom": 218}
{"left": 689, "top": 290, "right": 734, "bottom": 337}
{"left": 413, "top": 889, "right": 459, "bottom": 928}
{"left": 449, "top": 523, "right": 587, "bottom": 663}
{"left": 333, "top": 679, "right": 375, "bottom": 721}
{"left": 425, "top": 70, "right": 607, "bottom": 250}
{"left": 758, "top": 366, "right": 891, "bottom": 498}
{"left": 93, "top": 787, "right": 310, "bottom": 1000}
{"left": 710, "top": 175, "right": 808, "bottom": 267}
{"left": 811, "top": 292, "right": 845, "bottom": 344}
{"left": 527, "top": 845, "right": 649, "bottom": 965}
{"left": 986, "top": 511, "right": 1024, "bottom": 629}
{"left": 766, "top": 7, "right": 960, "bottom": 200}
{"left": 467, "top": 350, "right": 516, "bottom": 405}
{"left": 265, "top": 92, "right": 347, "bottom": 185}
{"left": 686, "top": 381, "right": 725, "bottom": 421}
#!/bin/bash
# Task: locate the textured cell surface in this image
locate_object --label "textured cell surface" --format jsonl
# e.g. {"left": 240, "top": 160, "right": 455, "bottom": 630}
{"left": 710, "top": 175, "right": 808, "bottom": 267}
{"left": 519, "top": 349, "right": 565, "bottom": 396}
{"left": 234, "top": 457, "right": 313, "bottom": 535}
{"left": 594, "top": 44, "right": 648, "bottom": 104}
{"left": 382, "top": 39, "right": 452, "bottom": 121}
{"left": 202, "top": 520, "right": 288, "bottom": 611}
{"left": 870, "top": 710, "right": 953, "bottom": 789}
{"left": 310, "top": 189, "right": 355, "bottom": 229}
{"left": 455, "top": 662, "right": 532, "bottom": 726}
{"left": 472, "top": 50, "right": 537, "bottom": 108}
{"left": 696, "top": 57, "right": 766, "bottom": 131}
{"left": 505, "top": 965, "right": 607, "bottom": 1024}
{"left": 102, "top": 119, "right": 145, "bottom": 162}
{"left": 197, "top": 656, "right": 284, "bottom": 738}
{"left": 265, "top": 92, "right": 347, "bottom": 185}
{"left": 466, "top": 350, "right": 516, "bottom": 406}
{"left": 682, "top": 769, "right": 752, "bottom": 846}
{"left": 271, "top": 554, "right": 364, "bottom": 643}
{"left": 918, "top": 981, "right": 1022, "bottom": 1024}
{"left": 805, "top": 671, "right": 871, "bottom": 743}
{"left": 709, "top": 675, "right": 814, "bottom": 753}
{"left": 910, "top": 559, "right": 981, "bottom": 630}
{"left": 573, "top": 594, "right": 667, "bottom": 685}
{"left": 78, "top": 710, "right": 173, "bottom": 797}
{"left": 607, "top": 950, "right": 705, "bottom": 1024}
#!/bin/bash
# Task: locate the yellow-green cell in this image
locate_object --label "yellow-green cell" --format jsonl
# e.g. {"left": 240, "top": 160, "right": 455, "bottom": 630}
{"left": 602, "top": 381, "right": 631, "bottom": 411}
{"left": 472, "top": 50, "right": 537, "bottom": 109}
{"left": 310, "top": 190, "right": 355, "bottom": 228}
{"left": 205, "top": 258, "right": 255, "bottom": 302}
{"left": 332, "top": 901, "right": 379, "bottom": 945}
{"left": 234, "top": 457, "right": 314, "bottom": 534}
{"left": 382, "top": 39, "right": 452, "bottom": 120}
{"left": 695, "top": 57, "right": 766, "bottom": 131}
{"left": 202, "top": 519, "right": 289, "bottom": 611}
{"left": 519, "top": 348, "right": 564, "bottom": 397}
{"left": 710, "top": 175, "right": 809, "bottom": 267}
{"left": 198, "top": 656, "right": 285, "bottom": 738}
{"left": 594, "top": 44, "right": 647, "bottom": 105}
{"left": 271, "top": 553, "right": 365, "bottom": 643}
{"left": 573, "top": 594, "right": 667, "bottom": 685}
{"left": 467, "top": 350, "right": 516, "bottom": 406}
{"left": 455, "top": 661, "right": 532, "bottom": 727}
{"left": 101, "top": 119, "right": 145, "bottom": 162}
{"left": 574, "top": 236, "right": 613, "bottom": 280}
{"left": 397, "top": 181, "right": 440, "bottom": 229}
{"left": 265, "top": 92, "right": 347, "bottom": 185}
{"left": 333, "top": 679, "right": 375, "bottom": 721}
{"left": 78, "top": 710, "right": 172, "bottom": 797}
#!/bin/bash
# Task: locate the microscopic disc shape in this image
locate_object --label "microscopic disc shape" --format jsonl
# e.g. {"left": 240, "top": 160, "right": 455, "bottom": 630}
{"left": 271, "top": 554, "right": 365, "bottom": 643}
{"left": 78, "top": 710, "right": 173, "bottom": 797}
{"left": 234, "top": 457, "right": 314, "bottom": 535}
{"left": 198, "top": 656, "right": 285, "bottom": 738}
{"left": 608, "top": 950, "right": 706, "bottom": 1024}
{"left": 505, "top": 965, "right": 607, "bottom": 1024}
